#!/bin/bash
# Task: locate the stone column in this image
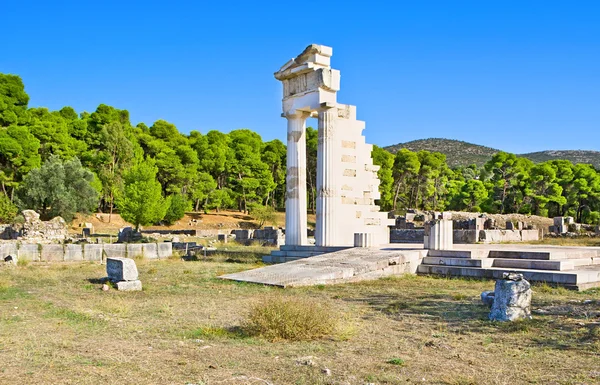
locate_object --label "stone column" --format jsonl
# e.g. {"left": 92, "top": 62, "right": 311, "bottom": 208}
{"left": 285, "top": 111, "right": 309, "bottom": 246}
{"left": 315, "top": 108, "right": 338, "bottom": 246}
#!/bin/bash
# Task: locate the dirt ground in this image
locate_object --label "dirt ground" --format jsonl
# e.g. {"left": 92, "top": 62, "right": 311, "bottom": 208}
{"left": 1, "top": 256, "right": 599, "bottom": 385}
{"left": 71, "top": 211, "right": 318, "bottom": 236}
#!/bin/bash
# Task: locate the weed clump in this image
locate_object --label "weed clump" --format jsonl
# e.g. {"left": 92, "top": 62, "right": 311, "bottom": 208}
{"left": 244, "top": 296, "right": 341, "bottom": 341}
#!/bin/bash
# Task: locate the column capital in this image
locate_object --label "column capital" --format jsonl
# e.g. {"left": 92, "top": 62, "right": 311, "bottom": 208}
{"left": 283, "top": 110, "right": 311, "bottom": 119}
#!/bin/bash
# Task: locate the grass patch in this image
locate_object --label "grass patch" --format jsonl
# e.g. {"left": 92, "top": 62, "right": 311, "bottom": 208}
{"left": 244, "top": 296, "right": 344, "bottom": 341}
{"left": 386, "top": 357, "right": 405, "bottom": 366}
{"left": 0, "top": 286, "right": 28, "bottom": 300}
{"left": 187, "top": 325, "right": 247, "bottom": 340}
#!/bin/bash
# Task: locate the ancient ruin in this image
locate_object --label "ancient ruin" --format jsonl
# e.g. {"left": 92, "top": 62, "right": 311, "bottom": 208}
{"left": 272, "top": 44, "right": 392, "bottom": 256}
{"left": 106, "top": 257, "right": 142, "bottom": 291}
{"left": 222, "top": 44, "right": 600, "bottom": 291}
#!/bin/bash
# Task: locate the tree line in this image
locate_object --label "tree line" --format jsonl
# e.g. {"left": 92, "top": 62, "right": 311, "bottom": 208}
{"left": 1, "top": 73, "right": 599, "bottom": 228}
{"left": 372, "top": 148, "right": 600, "bottom": 224}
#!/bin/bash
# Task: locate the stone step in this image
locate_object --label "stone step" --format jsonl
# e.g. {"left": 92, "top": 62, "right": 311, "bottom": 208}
{"left": 270, "top": 250, "right": 325, "bottom": 258}
{"left": 487, "top": 250, "right": 563, "bottom": 260}
{"left": 279, "top": 245, "right": 350, "bottom": 253}
{"left": 426, "top": 249, "right": 489, "bottom": 259}
{"left": 491, "top": 258, "right": 574, "bottom": 271}
{"left": 262, "top": 255, "right": 304, "bottom": 264}
{"left": 572, "top": 257, "right": 600, "bottom": 267}
{"left": 422, "top": 257, "right": 494, "bottom": 268}
{"left": 417, "top": 264, "right": 600, "bottom": 288}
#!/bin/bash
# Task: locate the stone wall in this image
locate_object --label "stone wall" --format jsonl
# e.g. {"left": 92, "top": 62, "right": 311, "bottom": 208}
{"left": 0, "top": 242, "right": 172, "bottom": 262}
{"left": 390, "top": 229, "right": 539, "bottom": 244}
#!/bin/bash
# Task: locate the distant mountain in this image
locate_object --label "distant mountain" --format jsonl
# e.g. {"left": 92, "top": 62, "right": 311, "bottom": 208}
{"left": 384, "top": 138, "right": 499, "bottom": 168}
{"left": 520, "top": 150, "right": 600, "bottom": 169}
{"left": 384, "top": 138, "right": 600, "bottom": 169}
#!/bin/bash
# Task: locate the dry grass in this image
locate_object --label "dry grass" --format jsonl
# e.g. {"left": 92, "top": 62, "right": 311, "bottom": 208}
{"left": 526, "top": 237, "right": 600, "bottom": 247}
{"left": 244, "top": 296, "right": 344, "bottom": 341}
{"left": 1, "top": 259, "right": 599, "bottom": 384}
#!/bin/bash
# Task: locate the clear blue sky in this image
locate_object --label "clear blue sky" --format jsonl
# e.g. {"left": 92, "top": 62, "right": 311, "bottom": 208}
{"left": 3, "top": 1, "right": 599, "bottom": 153}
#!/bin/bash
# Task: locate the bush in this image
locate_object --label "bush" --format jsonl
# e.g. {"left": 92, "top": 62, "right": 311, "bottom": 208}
{"left": 0, "top": 195, "right": 18, "bottom": 223}
{"left": 163, "top": 194, "right": 190, "bottom": 225}
{"left": 244, "top": 296, "right": 341, "bottom": 341}
{"left": 250, "top": 204, "right": 276, "bottom": 228}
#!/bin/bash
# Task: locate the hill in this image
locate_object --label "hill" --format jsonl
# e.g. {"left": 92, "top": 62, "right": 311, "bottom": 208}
{"left": 384, "top": 138, "right": 499, "bottom": 168}
{"left": 384, "top": 138, "right": 600, "bottom": 169}
{"left": 520, "top": 150, "right": 600, "bottom": 168}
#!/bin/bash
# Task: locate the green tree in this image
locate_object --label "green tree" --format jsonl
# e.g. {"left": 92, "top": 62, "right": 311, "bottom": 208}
{"left": 371, "top": 145, "right": 394, "bottom": 211}
{"left": 0, "top": 74, "right": 30, "bottom": 127}
{"left": 457, "top": 179, "right": 488, "bottom": 212}
{"left": 251, "top": 204, "right": 276, "bottom": 228}
{"left": 97, "top": 122, "right": 135, "bottom": 221}
{"left": 16, "top": 156, "right": 99, "bottom": 221}
{"left": 306, "top": 126, "right": 318, "bottom": 213}
{"left": 0, "top": 194, "right": 18, "bottom": 223}
{"left": 163, "top": 193, "right": 191, "bottom": 225}
{"left": 392, "top": 149, "right": 420, "bottom": 211}
{"left": 117, "top": 160, "right": 167, "bottom": 231}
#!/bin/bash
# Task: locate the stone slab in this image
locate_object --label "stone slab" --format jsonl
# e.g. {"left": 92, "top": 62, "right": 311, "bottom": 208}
{"left": 116, "top": 280, "right": 142, "bottom": 291}
{"left": 127, "top": 243, "right": 143, "bottom": 259}
{"left": 142, "top": 243, "right": 158, "bottom": 259}
{"left": 157, "top": 242, "right": 172, "bottom": 259}
{"left": 0, "top": 243, "right": 18, "bottom": 259}
{"left": 103, "top": 244, "right": 127, "bottom": 259}
{"left": 41, "top": 244, "right": 64, "bottom": 262}
{"left": 64, "top": 244, "right": 83, "bottom": 261}
{"left": 83, "top": 244, "right": 103, "bottom": 261}
{"left": 106, "top": 257, "right": 139, "bottom": 282}
{"left": 222, "top": 248, "right": 426, "bottom": 287}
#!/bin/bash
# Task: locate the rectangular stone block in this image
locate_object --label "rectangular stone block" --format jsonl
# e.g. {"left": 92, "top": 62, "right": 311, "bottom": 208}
{"left": 116, "top": 280, "right": 142, "bottom": 291}
{"left": 0, "top": 243, "right": 18, "bottom": 259}
{"left": 103, "top": 244, "right": 127, "bottom": 259}
{"left": 83, "top": 244, "right": 103, "bottom": 261}
{"left": 127, "top": 243, "right": 143, "bottom": 259}
{"left": 41, "top": 244, "right": 64, "bottom": 262}
{"left": 18, "top": 243, "right": 40, "bottom": 261}
{"left": 64, "top": 244, "right": 83, "bottom": 261}
{"left": 107, "top": 257, "right": 138, "bottom": 281}
{"left": 142, "top": 243, "right": 158, "bottom": 259}
{"left": 157, "top": 242, "right": 172, "bottom": 259}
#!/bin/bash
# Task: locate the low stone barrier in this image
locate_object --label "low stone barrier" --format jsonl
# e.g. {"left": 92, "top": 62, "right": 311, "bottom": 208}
{"left": 391, "top": 229, "right": 539, "bottom": 244}
{"left": 0, "top": 242, "right": 172, "bottom": 262}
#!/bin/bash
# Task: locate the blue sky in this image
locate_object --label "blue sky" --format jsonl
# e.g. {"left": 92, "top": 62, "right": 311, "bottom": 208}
{"left": 3, "top": 1, "right": 599, "bottom": 153}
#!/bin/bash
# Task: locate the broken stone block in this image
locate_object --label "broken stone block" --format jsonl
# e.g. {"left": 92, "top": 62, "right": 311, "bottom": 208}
{"left": 489, "top": 273, "right": 532, "bottom": 321}
{"left": 481, "top": 290, "right": 495, "bottom": 308}
{"left": 106, "top": 257, "right": 139, "bottom": 282}
{"left": 115, "top": 280, "right": 142, "bottom": 291}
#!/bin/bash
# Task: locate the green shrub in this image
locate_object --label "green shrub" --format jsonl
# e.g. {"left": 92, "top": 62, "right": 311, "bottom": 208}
{"left": 250, "top": 204, "right": 276, "bottom": 228}
{"left": 0, "top": 194, "right": 17, "bottom": 223}
{"left": 244, "top": 296, "right": 341, "bottom": 341}
{"left": 163, "top": 194, "right": 191, "bottom": 225}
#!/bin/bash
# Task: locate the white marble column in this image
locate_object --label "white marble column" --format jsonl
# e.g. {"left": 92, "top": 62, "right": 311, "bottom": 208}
{"left": 315, "top": 108, "right": 338, "bottom": 246}
{"left": 285, "top": 111, "right": 309, "bottom": 246}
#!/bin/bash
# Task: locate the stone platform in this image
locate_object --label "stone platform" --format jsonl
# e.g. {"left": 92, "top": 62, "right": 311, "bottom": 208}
{"left": 221, "top": 247, "right": 426, "bottom": 287}
{"left": 221, "top": 243, "right": 600, "bottom": 290}
{"left": 418, "top": 244, "right": 600, "bottom": 291}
